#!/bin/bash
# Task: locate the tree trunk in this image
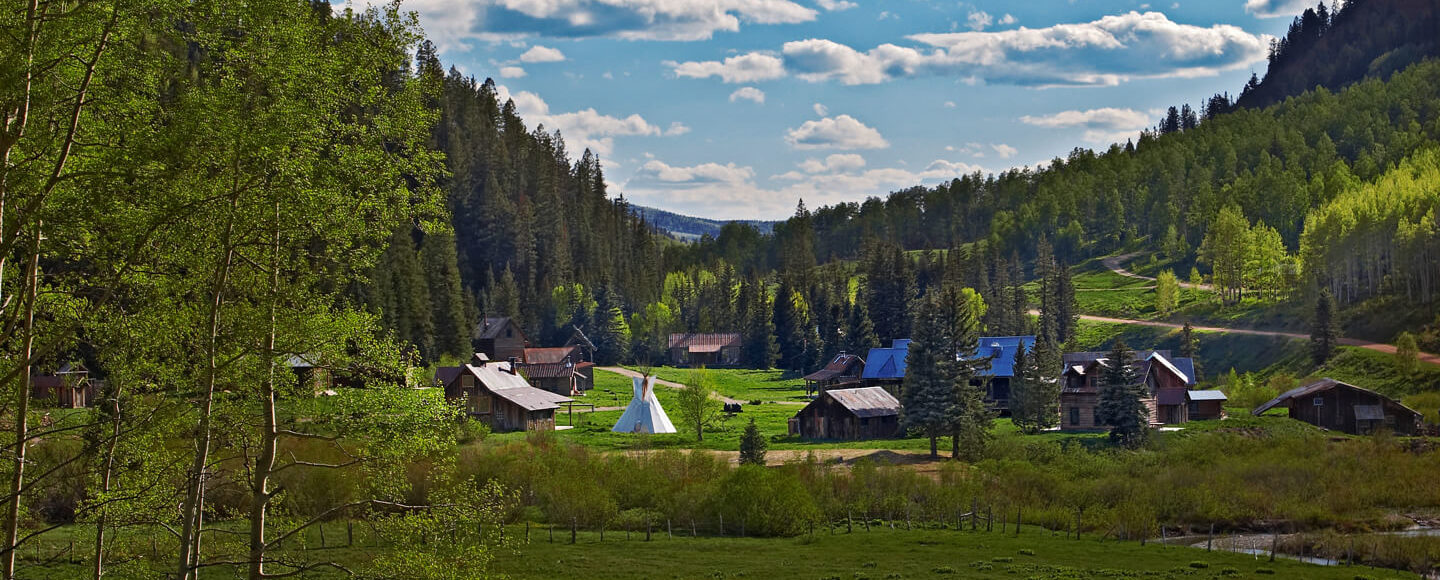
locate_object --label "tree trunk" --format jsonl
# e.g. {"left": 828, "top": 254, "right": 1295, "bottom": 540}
{"left": 2, "top": 225, "right": 40, "bottom": 580}
{"left": 93, "top": 383, "right": 122, "bottom": 579}
{"left": 929, "top": 434, "right": 937, "bottom": 459}
{"left": 248, "top": 204, "right": 281, "bottom": 579}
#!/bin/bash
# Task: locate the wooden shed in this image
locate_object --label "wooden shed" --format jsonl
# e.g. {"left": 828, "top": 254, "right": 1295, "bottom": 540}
{"left": 31, "top": 363, "right": 94, "bottom": 409}
{"left": 435, "top": 354, "right": 573, "bottom": 432}
{"left": 474, "top": 317, "right": 527, "bottom": 363}
{"left": 520, "top": 346, "right": 593, "bottom": 395}
{"left": 667, "top": 333, "right": 741, "bottom": 367}
{"left": 802, "top": 353, "right": 865, "bottom": 395}
{"left": 789, "top": 386, "right": 901, "bottom": 440}
{"left": 1253, "top": 378, "right": 1422, "bottom": 435}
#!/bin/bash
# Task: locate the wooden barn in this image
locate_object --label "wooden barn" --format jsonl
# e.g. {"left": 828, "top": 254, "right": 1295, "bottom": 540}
{"left": 1059, "top": 350, "right": 1200, "bottom": 430}
{"left": 435, "top": 354, "right": 573, "bottom": 432}
{"left": 31, "top": 363, "right": 94, "bottom": 409}
{"left": 1253, "top": 378, "right": 1422, "bottom": 435}
{"left": 788, "top": 386, "right": 901, "bottom": 440}
{"left": 802, "top": 352, "right": 865, "bottom": 395}
{"left": 474, "top": 317, "right": 527, "bottom": 363}
{"left": 667, "top": 333, "right": 741, "bottom": 367}
{"left": 519, "top": 346, "right": 594, "bottom": 395}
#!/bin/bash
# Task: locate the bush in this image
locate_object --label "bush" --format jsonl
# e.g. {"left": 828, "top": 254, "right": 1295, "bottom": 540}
{"left": 1018, "top": 549, "right": 1035, "bottom": 556}
{"left": 1254, "top": 568, "right": 1275, "bottom": 575}
{"left": 1187, "top": 561, "right": 1209, "bottom": 569}
{"left": 1218, "top": 567, "right": 1240, "bottom": 576}
{"left": 454, "top": 419, "right": 491, "bottom": 444}
{"left": 930, "top": 566, "right": 956, "bottom": 574}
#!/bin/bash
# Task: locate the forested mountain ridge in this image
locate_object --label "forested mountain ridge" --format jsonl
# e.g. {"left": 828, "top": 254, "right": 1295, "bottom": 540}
{"left": 1235, "top": 0, "right": 1440, "bottom": 110}
{"left": 633, "top": 204, "right": 776, "bottom": 241}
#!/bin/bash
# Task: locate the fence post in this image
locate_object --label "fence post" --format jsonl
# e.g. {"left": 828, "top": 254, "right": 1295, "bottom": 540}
{"left": 719, "top": 515, "right": 724, "bottom": 537}
{"left": 1269, "top": 529, "right": 1277, "bottom": 562}
{"left": 847, "top": 510, "right": 853, "bottom": 534}
{"left": 986, "top": 506, "right": 992, "bottom": 532}
{"left": 906, "top": 507, "right": 912, "bottom": 531}
{"left": 550, "top": 524, "right": 554, "bottom": 543}
{"left": 1207, "top": 523, "right": 1213, "bottom": 552}
{"left": 1076, "top": 508, "right": 1082, "bottom": 540}
{"left": 668, "top": 519, "right": 672, "bottom": 540}
{"left": 646, "top": 519, "right": 651, "bottom": 542}
{"left": 348, "top": 521, "right": 354, "bottom": 547}
{"left": 691, "top": 519, "right": 696, "bottom": 538}
{"left": 1015, "top": 508, "right": 1021, "bottom": 536}
{"left": 972, "top": 498, "right": 978, "bottom": 531}
{"left": 319, "top": 522, "right": 326, "bottom": 548}
{"left": 526, "top": 521, "right": 531, "bottom": 543}
{"left": 740, "top": 518, "right": 745, "bottom": 537}
{"left": 571, "top": 518, "right": 577, "bottom": 545}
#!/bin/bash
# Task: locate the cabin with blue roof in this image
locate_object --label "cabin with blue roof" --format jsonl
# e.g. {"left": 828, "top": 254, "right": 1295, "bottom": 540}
{"left": 970, "top": 336, "right": 1037, "bottom": 414}
{"left": 860, "top": 339, "right": 910, "bottom": 396}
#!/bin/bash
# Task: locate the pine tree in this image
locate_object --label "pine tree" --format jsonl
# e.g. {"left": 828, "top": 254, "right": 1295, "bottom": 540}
{"left": 1011, "top": 334, "right": 1061, "bottom": 434}
{"left": 421, "top": 229, "right": 473, "bottom": 358}
{"left": 741, "top": 277, "right": 779, "bottom": 369}
{"left": 738, "top": 418, "right": 767, "bottom": 466}
{"left": 902, "top": 294, "right": 957, "bottom": 459}
{"left": 942, "top": 286, "right": 992, "bottom": 461}
{"left": 1310, "top": 287, "right": 1339, "bottom": 366}
{"left": 1053, "top": 263, "right": 1078, "bottom": 344}
{"left": 1179, "top": 321, "right": 1202, "bottom": 382}
{"left": 592, "top": 282, "right": 631, "bottom": 365}
{"left": 490, "top": 265, "right": 522, "bottom": 322}
{"left": 772, "top": 280, "right": 809, "bottom": 372}
{"left": 1096, "top": 340, "right": 1148, "bottom": 448}
{"left": 845, "top": 300, "right": 880, "bottom": 355}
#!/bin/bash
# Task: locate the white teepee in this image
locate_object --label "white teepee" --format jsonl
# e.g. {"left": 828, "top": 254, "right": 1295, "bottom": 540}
{"left": 612, "top": 376, "right": 676, "bottom": 434}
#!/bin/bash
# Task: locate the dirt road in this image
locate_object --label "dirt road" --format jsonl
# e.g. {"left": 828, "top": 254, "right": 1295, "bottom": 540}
{"left": 1102, "top": 252, "right": 1212, "bottom": 290}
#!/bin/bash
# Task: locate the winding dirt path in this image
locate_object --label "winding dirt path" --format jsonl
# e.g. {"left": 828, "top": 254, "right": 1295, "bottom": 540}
{"left": 1049, "top": 310, "right": 1440, "bottom": 366}
{"left": 1102, "top": 252, "right": 1212, "bottom": 290}
{"left": 597, "top": 366, "right": 749, "bottom": 405}
{"left": 1091, "top": 252, "right": 1440, "bottom": 365}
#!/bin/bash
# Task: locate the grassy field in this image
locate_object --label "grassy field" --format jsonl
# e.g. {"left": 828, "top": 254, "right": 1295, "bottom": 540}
{"left": 24, "top": 522, "right": 1416, "bottom": 579}
{"left": 489, "top": 526, "right": 1415, "bottom": 579}
{"left": 640, "top": 366, "right": 811, "bottom": 403}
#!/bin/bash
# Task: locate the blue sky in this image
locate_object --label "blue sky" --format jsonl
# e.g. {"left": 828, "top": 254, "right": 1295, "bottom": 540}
{"left": 369, "top": 0, "right": 1321, "bottom": 220}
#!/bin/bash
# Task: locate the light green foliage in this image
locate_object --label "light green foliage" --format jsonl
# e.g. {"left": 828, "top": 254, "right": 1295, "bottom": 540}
{"left": 1155, "top": 270, "right": 1180, "bottom": 316}
{"left": 1395, "top": 332, "right": 1420, "bottom": 377}
{"left": 675, "top": 371, "right": 724, "bottom": 442}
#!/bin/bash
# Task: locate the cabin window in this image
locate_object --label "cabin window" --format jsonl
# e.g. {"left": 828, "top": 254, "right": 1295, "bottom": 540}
{"left": 474, "top": 394, "right": 492, "bottom": 414}
{"left": 506, "top": 328, "right": 513, "bottom": 338}
{"left": 1312, "top": 397, "right": 1324, "bottom": 406}
{"left": 1069, "top": 407, "right": 1080, "bottom": 425}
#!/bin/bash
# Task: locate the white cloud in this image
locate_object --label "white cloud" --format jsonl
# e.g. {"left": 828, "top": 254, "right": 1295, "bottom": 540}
{"left": 494, "top": 85, "right": 677, "bottom": 156}
{"left": 635, "top": 160, "right": 754, "bottom": 184}
{"left": 670, "top": 53, "right": 786, "bottom": 83}
{"left": 677, "top": 11, "right": 1268, "bottom": 87}
{"left": 967, "top": 11, "right": 993, "bottom": 31}
{"left": 998, "top": 13, "right": 1016, "bottom": 26}
{"left": 785, "top": 115, "right": 889, "bottom": 150}
{"left": 1020, "top": 107, "right": 1155, "bottom": 145}
{"left": 622, "top": 155, "right": 987, "bottom": 219}
{"left": 1243, "top": 0, "right": 1322, "bottom": 18}
{"left": 500, "top": 66, "right": 528, "bottom": 78}
{"left": 943, "top": 101, "right": 956, "bottom": 108}
{"left": 729, "top": 87, "right": 767, "bottom": 104}
{"left": 812, "top": 103, "right": 829, "bottom": 116}
{"left": 1019, "top": 107, "right": 1153, "bottom": 129}
{"left": 350, "top": 0, "right": 819, "bottom": 51}
{"left": 816, "top": 0, "right": 857, "bottom": 11}
{"left": 990, "top": 144, "right": 1018, "bottom": 158}
{"left": 519, "top": 45, "right": 566, "bottom": 63}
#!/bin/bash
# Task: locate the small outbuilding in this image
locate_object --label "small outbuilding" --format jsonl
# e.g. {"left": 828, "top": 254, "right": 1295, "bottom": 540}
{"left": 520, "top": 346, "right": 594, "bottom": 395}
{"left": 667, "top": 333, "right": 741, "bottom": 367}
{"left": 474, "top": 317, "right": 527, "bottom": 363}
{"left": 435, "top": 354, "right": 573, "bottom": 432}
{"left": 1186, "top": 390, "right": 1229, "bottom": 421}
{"left": 31, "top": 363, "right": 94, "bottom": 409}
{"left": 802, "top": 352, "right": 865, "bottom": 395}
{"left": 1252, "top": 378, "right": 1422, "bottom": 435}
{"left": 789, "top": 386, "right": 901, "bottom": 440}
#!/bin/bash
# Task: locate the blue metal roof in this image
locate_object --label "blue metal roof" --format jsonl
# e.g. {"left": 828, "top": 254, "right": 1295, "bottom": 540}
{"left": 1170, "top": 357, "right": 1198, "bottom": 386}
{"left": 973, "top": 336, "right": 1036, "bottom": 378}
{"left": 861, "top": 342, "right": 909, "bottom": 380}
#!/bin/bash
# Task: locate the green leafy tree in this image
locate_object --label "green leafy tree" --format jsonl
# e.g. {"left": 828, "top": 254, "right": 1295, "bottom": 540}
{"left": 1396, "top": 331, "right": 1419, "bottom": 377}
{"left": 1096, "top": 340, "right": 1148, "bottom": 448}
{"left": 1155, "top": 270, "right": 1180, "bottom": 316}
{"left": 676, "top": 371, "right": 724, "bottom": 442}
{"left": 1198, "top": 205, "right": 1251, "bottom": 304}
{"left": 739, "top": 418, "right": 767, "bottom": 466}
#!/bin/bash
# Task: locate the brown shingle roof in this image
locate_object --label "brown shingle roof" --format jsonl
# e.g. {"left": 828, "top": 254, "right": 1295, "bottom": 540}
{"left": 524, "top": 346, "right": 579, "bottom": 365}
{"left": 668, "top": 333, "right": 741, "bottom": 352}
{"left": 804, "top": 353, "right": 864, "bottom": 382}
{"left": 476, "top": 317, "right": 519, "bottom": 340}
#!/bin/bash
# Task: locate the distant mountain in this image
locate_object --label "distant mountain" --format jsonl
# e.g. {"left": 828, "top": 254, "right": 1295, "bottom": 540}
{"left": 1236, "top": 0, "right": 1439, "bottom": 109}
{"left": 631, "top": 205, "right": 776, "bottom": 241}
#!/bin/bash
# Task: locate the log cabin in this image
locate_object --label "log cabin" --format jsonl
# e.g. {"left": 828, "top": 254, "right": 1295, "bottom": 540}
{"left": 435, "top": 354, "right": 573, "bottom": 432}
{"left": 667, "top": 333, "right": 741, "bottom": 367}
{"left": 789, "top": 386, "right": 901, "bottom": 440}
{"left": 474, "top": 317, "right": 527, "bottom": 363}
{"left": 1253, "top": 378, "right": 1422, "bottom": 435}
{"left": 1059, "top": 350, "right": 1203, "bottom": 429}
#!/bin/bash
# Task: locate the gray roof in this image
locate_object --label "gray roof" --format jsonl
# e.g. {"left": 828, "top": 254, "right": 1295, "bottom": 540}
{"left": 1252, "top": 377, "right": 1420, "bottom": 418}
{"left": 1187, "top": 390, "right": 1228, "bottom": 402}
{"left": 476, "top": 317, "right": 520, "bottom": 340}
{"left": 825, "top": 387, "right": 901, "bottom": 418}
{"left": 463, "top": 361, "right": 573, "bottom": 411}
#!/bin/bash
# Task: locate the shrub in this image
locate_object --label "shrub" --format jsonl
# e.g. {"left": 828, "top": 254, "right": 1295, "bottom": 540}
{"left": 930, "top": 566, "right": 956, "bottom": 574}
{"left": 1187, "top": 561, "right": 1209, "bottom": 569}
{"left": 1254, "top": 568, "right": 1275, "bottom": 575}
{"left": 1018, "top": 549, "right": 1035, "bottom": 556}
{"left": 991, "top": 557, "right": 1012, "bottom": 563}
{"left": 1218, "top": 567, "right": 1240, "bottom": 576}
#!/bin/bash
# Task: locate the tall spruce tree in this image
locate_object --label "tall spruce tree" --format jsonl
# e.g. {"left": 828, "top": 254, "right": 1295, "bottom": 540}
{"left": 741, "top": 277, "right": 779, "bottom": 369}
{"left": 845, "top": 300, "right": 880, "bottom": 355}
{"left": 772, "top": 280, "right": 809, "bottom": 372}
{"left": 1311, "top": 287, "right": 1339, "bottom": 366}
{"left": 1011, "top": 334, "right": 1061, "bottom": 434}
{"left": 421, "top": 229, "right": 473, "bottom": 359}
{"left": 1096, "top": 340, "right": 1148, "bottom": 448}
{"left": 592, "top": 282, "right": 631, "bottom": 365}
{"left": 941, "top": 285, "right": 992, "bottom": 460}
{"left": 902, "top": 295, "right": 958, "bottom": 459}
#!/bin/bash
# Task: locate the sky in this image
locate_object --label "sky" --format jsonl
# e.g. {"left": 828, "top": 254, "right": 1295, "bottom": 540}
{"left": 354, "top": 0, "right": 1323, "bottom": 220}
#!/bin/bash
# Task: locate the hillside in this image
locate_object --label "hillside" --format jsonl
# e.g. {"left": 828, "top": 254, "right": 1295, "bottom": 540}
{"left": 1236, "top": 0, "right": 1440, "bottom": 109}
{"left": 633, "top": 204, "right": 775, "bottom": 241}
